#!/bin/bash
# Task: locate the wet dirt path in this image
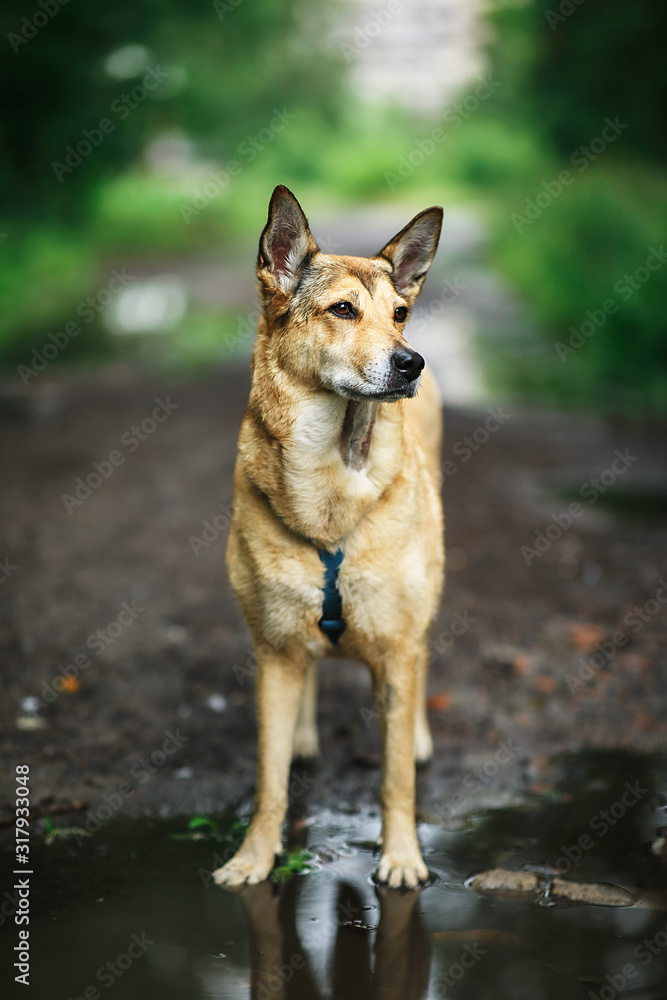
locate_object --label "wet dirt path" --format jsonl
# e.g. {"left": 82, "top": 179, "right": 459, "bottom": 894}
{"left": 1, "top": 207, "right": 667, "bottom": 997}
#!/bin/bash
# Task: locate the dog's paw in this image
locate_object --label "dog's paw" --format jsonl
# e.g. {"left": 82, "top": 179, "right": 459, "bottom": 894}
{"left": 213, "top": 849, "right": 276, "bottom": 888}
{"left": 376, "top": 852, "right": 429, "bottom": 890}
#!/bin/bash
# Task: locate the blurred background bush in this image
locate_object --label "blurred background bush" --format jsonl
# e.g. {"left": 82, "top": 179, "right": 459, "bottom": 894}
{"left": 0, "top": 0, "right": 665, "bottom": 415}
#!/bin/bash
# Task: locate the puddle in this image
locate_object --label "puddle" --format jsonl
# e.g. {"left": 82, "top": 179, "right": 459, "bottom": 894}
{"left": 2, "top": 750, "right": 667, "bottom": 999}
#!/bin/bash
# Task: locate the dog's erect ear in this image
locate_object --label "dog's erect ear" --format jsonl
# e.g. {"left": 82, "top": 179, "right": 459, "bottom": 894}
{"left": 257, "top": 185, "right": 319, "bottom": 297}
{"left": 377, "top": 207, "right": 443, "bottom": 301}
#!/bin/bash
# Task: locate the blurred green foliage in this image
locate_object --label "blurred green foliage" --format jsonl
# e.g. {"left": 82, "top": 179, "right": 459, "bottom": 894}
{"left": 0, "top": 0, "right": 665, "bottom": 415}
{"left": 472, "top": 0, "right": 667, "bottom": 416}
{"left": 0, "top": 0, "right": 347, "bottom": 364}
{"left": 0, "top": 0, "right": 341, "bottom": 222}
{"left": 490, "top": 0, "right": 667, "bottom": 166}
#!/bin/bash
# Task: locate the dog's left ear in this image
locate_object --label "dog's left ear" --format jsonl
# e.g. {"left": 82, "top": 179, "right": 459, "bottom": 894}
{"left": 377, "top": 206, "right": 443, "bottom": 301}
{"left": 258, "top": 185, "right": 319, "bottom": 298}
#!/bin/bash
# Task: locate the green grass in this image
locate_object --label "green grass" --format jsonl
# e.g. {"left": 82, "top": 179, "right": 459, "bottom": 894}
{"left": 43, "top": 817, "right": 91, "bottom": 845}
{"left": 271, "top": 848, "right": 315, "bottom": 882}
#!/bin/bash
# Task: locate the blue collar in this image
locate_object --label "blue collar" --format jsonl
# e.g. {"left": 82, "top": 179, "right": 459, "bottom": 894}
{"left": 317, "top": 548, "right": 346, "bottom": 644}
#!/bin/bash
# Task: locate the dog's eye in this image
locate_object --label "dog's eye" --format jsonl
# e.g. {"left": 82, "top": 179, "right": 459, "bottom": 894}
{"left": 394, "top": 306, "right": 408, "bottom": 323}
{"left": 330, "top": 301, "right": 355, "bottom": 318}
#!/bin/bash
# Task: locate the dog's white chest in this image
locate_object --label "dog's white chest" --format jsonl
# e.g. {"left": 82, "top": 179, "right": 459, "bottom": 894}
{"left": 282, "top": 396, "right": 380, "bottom": 541}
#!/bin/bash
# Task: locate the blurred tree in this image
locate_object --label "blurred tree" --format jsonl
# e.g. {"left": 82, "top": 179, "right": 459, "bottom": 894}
{"left": 0, "top": 0, "right": 342, "bottom": 222}
{"left": 489, "top": 0, "right": 667, "bottom": 163}
{"left": 479, "top": 0, "right": 667, "bottom": 415}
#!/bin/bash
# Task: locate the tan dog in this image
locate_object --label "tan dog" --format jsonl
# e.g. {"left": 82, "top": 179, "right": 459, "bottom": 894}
{"left": 214, "top": 186, "right": 444, "bottom": 889}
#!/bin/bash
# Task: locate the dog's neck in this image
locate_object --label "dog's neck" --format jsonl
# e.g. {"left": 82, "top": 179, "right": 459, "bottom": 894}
{"left": 243, "top": 373, "right": 404, "bottom": 549}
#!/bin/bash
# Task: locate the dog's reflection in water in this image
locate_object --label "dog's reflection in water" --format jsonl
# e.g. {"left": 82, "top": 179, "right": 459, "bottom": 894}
{"left": 231, "top": 876, "right": 430, "bottom": 1000}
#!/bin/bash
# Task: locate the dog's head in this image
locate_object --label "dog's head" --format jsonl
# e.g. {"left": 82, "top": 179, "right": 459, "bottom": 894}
{"left": 256, "top": 185, "right": 442, "bottom": 402}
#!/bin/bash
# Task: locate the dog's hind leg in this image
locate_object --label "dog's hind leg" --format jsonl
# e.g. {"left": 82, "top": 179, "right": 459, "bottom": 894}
{"left": 214, "top": 646, "right": 310, "bottom": 886}
{"left": 292, "top": 663, "right": 320, "bottom": 759}
{"left": 414, "top": 647, "right": 433, "bottom": 764}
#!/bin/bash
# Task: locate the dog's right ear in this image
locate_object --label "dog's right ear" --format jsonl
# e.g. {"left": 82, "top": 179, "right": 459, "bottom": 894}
{"left": 257, "top": 186, "right": 319, "bottom": 300}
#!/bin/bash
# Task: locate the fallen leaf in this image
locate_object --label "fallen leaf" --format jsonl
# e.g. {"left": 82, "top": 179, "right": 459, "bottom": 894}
{"left": 533, "top": 674, "right": 557, "bottom": 694}
{"left": 569, "top": 623, "right": 605, "bottom": 650}
{"left": 427, "top": 693, "right": 452, "bottom": 711}
{"left": 512, "top": 654, "right": 531, "bottom": 675}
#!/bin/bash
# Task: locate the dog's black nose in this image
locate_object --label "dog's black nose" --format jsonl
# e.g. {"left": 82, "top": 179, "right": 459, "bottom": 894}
{"left": 392, "top": 348, "right": 424, "bottom": 382}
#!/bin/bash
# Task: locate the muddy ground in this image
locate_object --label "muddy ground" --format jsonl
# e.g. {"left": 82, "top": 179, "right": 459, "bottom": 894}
{"left": 1, "top": 355, "right": 666, "bottom": 839}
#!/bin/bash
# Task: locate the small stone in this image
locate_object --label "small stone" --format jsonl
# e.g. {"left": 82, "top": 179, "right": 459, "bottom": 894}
{"left": 16, "top": 715, "right": 48, "bottom": 731}
{"left": 206, "top": 693, "right": 227, "bottom": 713}
{"left": 174, "top": 766, "right": 194, "bottom": 780}
{"left": 165, "top": 625, "right": 187, "bottom": 644}
{"left": 551, "top": 879, "right": 634, "bottom": 907}
{"left": 468, "top": 868, "right": 540, "bottom": 896}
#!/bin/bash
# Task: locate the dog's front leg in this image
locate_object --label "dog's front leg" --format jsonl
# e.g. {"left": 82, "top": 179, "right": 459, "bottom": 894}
{"left": 214, "top": 648, "right": 309, "bottom": 886}
{"left": 372, "top": 647, "right": 429, "bottom": 889}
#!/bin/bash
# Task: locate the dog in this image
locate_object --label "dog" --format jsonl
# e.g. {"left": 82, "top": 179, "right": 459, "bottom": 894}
{"left": 214, "top": 186, "right": 444, "bottom": 889}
